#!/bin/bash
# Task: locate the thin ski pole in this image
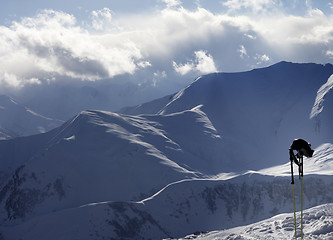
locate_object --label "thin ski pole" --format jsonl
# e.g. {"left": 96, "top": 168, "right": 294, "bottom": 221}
{"left": 301, "top": 175, "right": 303, "bottom": 240}
{"left": 289, "top": 139, "right": 313, "bottom": 240}
{"left": 290, "top": 155, "right": 295, "bottom": 185}
{"left": 290, "top": 151, "right": 297, "bottom": 239}
{"left": 292, "top": 183, "right": 298, "bottom": 240}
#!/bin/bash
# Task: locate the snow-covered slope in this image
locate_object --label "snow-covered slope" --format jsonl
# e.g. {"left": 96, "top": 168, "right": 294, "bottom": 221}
{"left": 0, "top": 107, "right": 227, "bottom": 228}
{"left": 121, "top": 62, "right": 333, "bottom": 170}
{"left": 253, "top": 143, "right": 333, "bottom": 177}
{"left": 2, "top": 163, "right": 333, "bottom": 239}
{"left": 1, "top": 143, "right": 332, "bottom": 240}
{"left": 178, "top": 203, "right": 333, "bottom": 240}
{"left": 136, "top": 144, "right": 333, "bottom": 238}
{"left": 0, "top": 95, "right": 63, "bottom": 140}
{"left": 1, "top": 62, "right": 333, "bottom": 240}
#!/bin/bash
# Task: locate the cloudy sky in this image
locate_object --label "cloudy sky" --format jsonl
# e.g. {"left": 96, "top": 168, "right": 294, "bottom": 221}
{"left": 1, "top": 0, "right": 333, "bottom": 113}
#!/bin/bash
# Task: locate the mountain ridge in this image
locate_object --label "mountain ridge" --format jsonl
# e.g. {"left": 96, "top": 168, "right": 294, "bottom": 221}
{"left": 0, "top": 107, "right": 227, "bottom": 227}
{"left": 1, "top": 61, "right": 333, "bottom": 239}
{"left": 120, "top": 61, "right": 333, "bottom": 170}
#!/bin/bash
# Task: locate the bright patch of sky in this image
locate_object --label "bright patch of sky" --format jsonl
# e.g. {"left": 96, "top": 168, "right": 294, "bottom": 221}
{"left": 0, "top": 0, "right": 333, "bottom": 91}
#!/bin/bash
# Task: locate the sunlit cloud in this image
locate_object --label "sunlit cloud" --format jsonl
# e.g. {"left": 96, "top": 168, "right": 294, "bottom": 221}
{"left": 0, "top": 9, "right": 145, "bottom": 87}
{"left": 327, "top": 50, "right": 333, "bottom": 59}
{"left": 238, "top": 45, "right": 248, "bottom": 59}
{"left": 161, "top": 0, "right": 182, "bottom": 8}
{"left": 194, "top": 50, "right": 217, "bottom": 74}
{"left": 173, "top": 50, "right": 217, "bottom": 75}
{"left": 152, "top": 70, "right": 167, "bottom": 87}
{"left": 0, "top": 2, "right": 333, "bottom": 90}
{"left": 172, "top": 61, "right": 193, "bottom": 75}
{"left": 91, "top": 8, "right": 113, "bottom": 31}
{"left": 222, "top": 0, "right": 275, "bottom": 13}
{"left": 254, "top": 53, "right": 270, "bottom": 64}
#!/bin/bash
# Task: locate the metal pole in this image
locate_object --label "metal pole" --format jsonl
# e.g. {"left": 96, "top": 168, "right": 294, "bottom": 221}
{"left": 300, "top": 155, "right": 303, "bottom": 240}
{"left": 292, "top": 183, "right": 298, "bottom": 240}
{"left": 290, "top": 149, "right": 295, "bottom": 185}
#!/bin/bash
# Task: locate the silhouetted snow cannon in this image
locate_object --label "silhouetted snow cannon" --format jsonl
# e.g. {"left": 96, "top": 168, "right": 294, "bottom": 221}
{"left": 289, "top": 138, "right": 314, "bottom": 240}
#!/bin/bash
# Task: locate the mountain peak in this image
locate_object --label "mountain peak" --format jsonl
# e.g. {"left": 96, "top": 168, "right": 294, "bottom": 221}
{"left": 120, "top": 62, "right": 333, "bottom": 170}
{"left": 1, "top": 62, "right": 333, "bottom": 239}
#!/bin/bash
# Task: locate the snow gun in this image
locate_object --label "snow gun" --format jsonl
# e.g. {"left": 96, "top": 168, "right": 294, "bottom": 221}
{"left": 289, "top": 138, "right": 314, "bottom": 240}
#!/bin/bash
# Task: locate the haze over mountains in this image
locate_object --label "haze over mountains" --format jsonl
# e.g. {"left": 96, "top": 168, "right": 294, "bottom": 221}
{"left": 0, "top": 61, "right": 333, "bottom": 239}
{"left": 0, "top": 95, "right": 63, "bottom": 140}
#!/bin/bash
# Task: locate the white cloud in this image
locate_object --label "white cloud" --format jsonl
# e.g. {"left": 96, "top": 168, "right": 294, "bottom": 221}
{"left": 91, "top": 8, "right": 112, "bottom": 31}
{"left": 137, "top": 61, "right": 152, "bottom": 68}
{"left": 252, "top": 9, "right": 333, "bottom": 63}
{"left": 194, "top": 50, "right": 217, "bottom": 73}
{"left": 161, "top": 0, "right": 182, "bottom": 8}
{"left": 1, "top": 4, "right": 333, "bottom": 90}
{"left": 0, "top": 72, "right": 21, "bottom": 88}
{"left": 173, "top": 50, "right": 217, "bottom": 75}
{"left": 254, "top": 53, "right": 270, "bottom": 64}
{"left": 223, "top": 0, "right": 275, "bottom": 13}
{"left": 153, "top": 70, "right": 167, "bottom": 78}
{"left": 0, "top": 9, "right": 144, "bottom": 87}
{"left": 238, "top": 45, "right": 248, "bottom": 58}
{"left": 173, "top": 61, "right": 194, "bottom": 75}
{"left": 152, "top": 70, "right": 167, "bottom": 87}
{"left": 327, "top": 50, "right": 333, "bottom": 58}
{"left": 244, "top": 33, "right": 256, "bottom": 39}
{"left": 26, "top": 77, "right": 42, "bottom": 85}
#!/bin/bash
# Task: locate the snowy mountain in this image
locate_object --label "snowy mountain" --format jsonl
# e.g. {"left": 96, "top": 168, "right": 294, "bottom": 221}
{"left": 0, "top": 95, "right": 63, "bottom": 140}
{"left": 1, "top": 151, "right": 333, "bottom": 239}
{"left": 0, "top": 107, "right": 226, "bottom": 227}
{"left": 121, "top": 61, "right": 333, "bottom": 170}
{"left": 0, "top": 62, "right": 333, "bottom": 239}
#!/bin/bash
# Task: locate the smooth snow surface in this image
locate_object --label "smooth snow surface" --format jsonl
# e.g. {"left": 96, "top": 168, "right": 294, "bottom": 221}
{"left": 251, "top": 143, "right": 333, "bottom": 177}
{"left": 176, "top": 203, "right": 333, "bottom": 240}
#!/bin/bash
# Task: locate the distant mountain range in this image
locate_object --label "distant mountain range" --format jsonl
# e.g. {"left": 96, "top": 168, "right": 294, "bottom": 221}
{"left": 0, "top": 95, "right": 63, "bottom": 140}
{"left": 0, "top": 61, "right": 332, "bottom": 239}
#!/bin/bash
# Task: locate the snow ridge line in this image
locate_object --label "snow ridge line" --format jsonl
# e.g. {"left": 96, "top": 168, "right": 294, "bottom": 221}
{"left": 310, "top": 74, "right": 333, "bottom": 118}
